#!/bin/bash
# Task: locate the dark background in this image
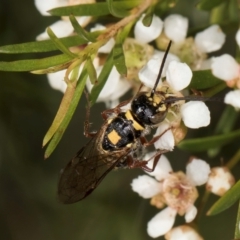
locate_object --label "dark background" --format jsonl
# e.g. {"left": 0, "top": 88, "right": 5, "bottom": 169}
{"left": 0, "top": 0, "right": 239, "bottom": 239}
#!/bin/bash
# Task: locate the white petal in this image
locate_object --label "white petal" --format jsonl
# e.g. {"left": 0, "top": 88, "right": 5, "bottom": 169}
{"left": 166, "top": 61, "right": 192, "bottom": 91}
{"left": 211, "top": 54, "right": 239, "bottom": 81}
{"left": 164, "top": 14, "right": 188, "bottom": 43}
{"left": 154, "top": 122, "right": 175, "bottom": 151}
{"left": 165, "top": 225, "right": 204, "bottom": 240}
{"left": 236, "top": 28, "right": 240, "bottom": 48}
{"left": 180, "top": 101, "right": 210, "bottom": 128}
{"left": 134, "top": 14, "right": 163, "bottom": 44}
{"left": 185, "top": 205, "right": 197, "bottom": 223}
{"left": 147, "top": 207, "right": 177, "bottom": 238}
{"left": 131, "top": 175, "right": 162, "bottom": 198}
{"left": 47, "top": 70, "right": 67, "bottom": 93}
{"left": 186, "top": 159, "right": 211, "bottom": 186}
{"left": 138, "top": 51, "right": 179, "bottom": 88}
{"left": 87, "top": 66, "right": 131, "bottom": 103}
{"left": 36, "top": 20, "right": 74, "bottom": 41}
{"left": 145, "top": 153, "right": 173, "bottom": 181}
{"left": 35, "top": 0, "right": 66, "bottom": 16}
{"left": 194, "top": 25, "right": 226, "bottom": 53}
{"left": 206, "top": 167, "right": 235, "bottom": 196}
{"left": 224, "top": 90, "right": 240, "bottom": 109}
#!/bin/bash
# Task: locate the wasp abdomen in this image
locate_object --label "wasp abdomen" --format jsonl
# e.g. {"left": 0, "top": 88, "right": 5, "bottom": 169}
{"left": 102, "top": 111, "right": 143, "bottom": 151}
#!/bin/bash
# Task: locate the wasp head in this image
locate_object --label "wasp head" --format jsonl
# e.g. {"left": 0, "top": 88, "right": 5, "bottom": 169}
{"left": 131, "top": 92, "right": 171, "bottom": 126}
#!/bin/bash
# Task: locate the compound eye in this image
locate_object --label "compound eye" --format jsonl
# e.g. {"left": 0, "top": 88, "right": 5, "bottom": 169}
{"left": 149, "top": 110, "right": 167, "bottom": 124}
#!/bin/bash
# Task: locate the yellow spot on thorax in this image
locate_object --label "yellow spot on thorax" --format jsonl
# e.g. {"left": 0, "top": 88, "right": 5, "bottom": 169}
{"left": 107, "top": 129, "right": 121, "bottom": 145}
{"left": 125, "top": 110, "right": 144, "bottom": 131}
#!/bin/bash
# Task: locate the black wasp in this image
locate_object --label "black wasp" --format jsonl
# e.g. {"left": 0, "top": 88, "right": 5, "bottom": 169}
{"left": 58, "top": 41, "right": 201, "bottom": 204}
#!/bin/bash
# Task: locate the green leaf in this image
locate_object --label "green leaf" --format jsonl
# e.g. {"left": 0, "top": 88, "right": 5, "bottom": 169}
{"left": 207, "top": 180, "right": 240, "bottom": 216}
{"left": 106, "top": 0, "right": 129, "bottom": 18}
{"left": 43, "top": 66, "right": 80, "bottom": 147}
{"left": 69, "top": 15, "right": 96, "bottom": 42}
{"left": 208, "top": 105, "right": 239, "bottom": 157}
{"left": 197, "top": 0, "right": 227, "bottom": 11}
{"left": 113, "top": 43, "right": 127, "bottom": 76}
{"left": 113, "top": 21, "right": 134, "bottom": 75}
{"left": 86, "top": 58, "right": 97, "bottom": 85}
{"left": 90, "top": 50, "right": 113, "bottom": 105}
{"left": 189, "top": 70, "right": 223, "bottom": 90}
{"left": 235, "top": 201, "right": 240, "bottom": 239}
{"left": 0, "top": 36, "right": 85, "bottom": 54}
{"left": 49, "top": 1, "right": 140, "bottom": 17}
{"left": 178, "top": 128, "right": 240, "bottom": 152}
{"left": 44, "top": 65, "right": 88, "bottom": 158}
{"left": 47, "top": 27, "right": 77, "bottom": 58}
{"left": 0, "top": 54, "right": 72, "bottom": 72}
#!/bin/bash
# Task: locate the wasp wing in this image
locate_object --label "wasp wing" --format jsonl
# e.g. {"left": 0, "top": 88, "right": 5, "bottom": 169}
{"left": 58, "top": 134, "right": 131, "bottom": 204}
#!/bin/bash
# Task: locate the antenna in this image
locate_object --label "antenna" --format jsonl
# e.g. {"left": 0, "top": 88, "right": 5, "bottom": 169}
{"left": 151, "top": 40, "right": 172, "bottom": 97}
{"left": 164, "top": 95, "right": 223, "bottom": 103}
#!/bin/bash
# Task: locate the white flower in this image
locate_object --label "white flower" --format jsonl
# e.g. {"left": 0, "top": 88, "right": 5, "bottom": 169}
{"left": 134, "top": 14, "right": 163, "bottom": 44}
{"left": 166, "top": 61, "right": 192, "bottom": 91}
{"left": 35, "top": 0, "right": 67, "bottom": 16}
{"left": 180, "top": 101, "right": 211, "bottom": 129}
{"left": 147, "top": 207, "right": 177, "bottom": 238}
{"left": 236, "top": 28, "right": 240, "bottom": 48}
{"left": 90, "top": 24, "right": 115, "bottom": 53}
{"left": 138, "top": 51, "right": 179, "bottom": 88}
{"left": 131, "top": 156, "right": 210, "bottom": 238}
{"left": 154, "top": 122, "right": 175, "bottom": 151}
{"left": 131, "top": 175, "right": 162, "bottom": 199}
{"left": 47, "top": 69, "right": 67, "bottom": 93}
{"left": 165, "top": 225, "right": 204, "bottom": 240}
{"left": 145, "top": 153, "right": 173, "bottom": 181}
{"left": 224, "top": 90, "right": 240, "bottom": 109}
{"left": 211, "top": 54, "right": 239, "bottom": 81}
{"left": 35, "top": 0, "right": 94, "bottom": 40}
{"left": 186, "top": 158, "right": 211, "bottom": 186}
{"left": 86, "top": 66, "right": 131, "bottom": 108}
{"left": 194, "top": 25, "right": 226, "bottom": 53}
{"left": 164, "top": 14, "right": 188, "bottom": 43}
{"left": 206, "top": 167, "right": 235, "bottom": 196}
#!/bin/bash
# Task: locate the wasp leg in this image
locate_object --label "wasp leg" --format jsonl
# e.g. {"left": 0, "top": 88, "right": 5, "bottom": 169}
{"left": 101, "top": 99, "right": 132, "bottom": 120}
{"left": 84, "top": 90, "right": 97, "bottom": 138}
{"left": 126, "top": 149, "right": 169, "bottom": 172}
{"left": 140, "top": 127, "right": 173, "bottom": 147}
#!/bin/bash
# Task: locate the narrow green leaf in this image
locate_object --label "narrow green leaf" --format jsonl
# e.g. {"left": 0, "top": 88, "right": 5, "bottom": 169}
{"left": 0, "top": 35, "right": 86, "bottom": 54}
{"left": 90, "top": 50, "right": 113, "bottom": 105}
{"left": 106, "top": 0, "right": 129, "bottom": 18}
{"left": 44, "top": 66, "right": 88, "bottom": 158}
{"left": 49, "top": 1, "right": 140, "bottom": 17}
{"left": 189, "top": 70, "right": 223, "bottom": 90}
{"left": 113, "top": 21, "right": 134, "bottom": 75}
{"left": 0, "top": 54, "right": 72, "bottom": 72}
{"left": 47, "top": 27, "right": 77, "bottom": 58}
{"left": 207, "top": 180, "right": 240, "bottom": 216}
{"left": 113, "top": 43, "right": 127, "bottom": 75}
{"left": 142, "top": 10, "right": 154, "bottom": 26}
{"left": 69, "top": 15, "right": 96, "bottom": 42}
{"left": 86, "top": 58, "right": 97, "bottom": 85}
{"left": 208, "top": 105, "right": 239, "bottom": 157}
{"left": 178, "top": 128, "right": 240, "bottom": 152}
{"left": 197, "top": 0, "right": 227, "bottom": 11}
{"left": 234, "top": 201, "right": 240, "bottom": 239}
{"left": 43, "top": 66, "right": 80, "bottom": 147}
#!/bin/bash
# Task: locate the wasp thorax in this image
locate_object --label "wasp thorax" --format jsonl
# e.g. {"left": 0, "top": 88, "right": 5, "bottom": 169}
{"left": 131, "top": 92, "right": 169, "bottom": 126}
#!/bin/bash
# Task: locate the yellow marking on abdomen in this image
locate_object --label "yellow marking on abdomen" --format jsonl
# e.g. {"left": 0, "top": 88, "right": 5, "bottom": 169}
{"left": 125, "top": 110, "right": 144, "bottom": 131}
{"left": 107, "top": 129, "right": 121, "bottom": 145}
